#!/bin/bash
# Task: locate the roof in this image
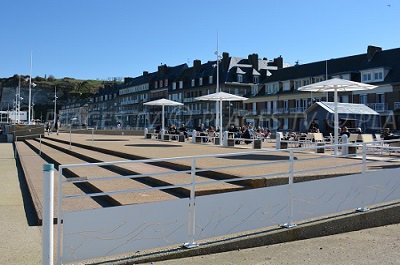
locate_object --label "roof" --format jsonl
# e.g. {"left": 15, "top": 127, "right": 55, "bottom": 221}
{"left": 307, "top": 102, "right": 379, "bottom": 115}
{"left": 264, "top": 47, "right": 400, "bottom": 85}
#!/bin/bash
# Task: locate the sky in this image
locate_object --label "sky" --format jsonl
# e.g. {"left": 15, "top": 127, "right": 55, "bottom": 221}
{"left": 1, "top": 0, "right": 399, "bottom": 80}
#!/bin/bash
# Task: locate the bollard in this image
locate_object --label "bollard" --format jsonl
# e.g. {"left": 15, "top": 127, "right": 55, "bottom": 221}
{"left": 42, "top": 164, "right": 54, "bottom": 265}
{"left": 223, "top": 131, "right": 229, "bottom": 146}
{"left": 191, "top": 130, "right": 197, "bottom": 143}
{"left": 144, "top": 128, "right": 148, "bottom": 138}
{"left": 276, "top": 132, "right": 283, "bottom": 150}
{"left": 341, "top": 134, "right": 349, "bottom": 156}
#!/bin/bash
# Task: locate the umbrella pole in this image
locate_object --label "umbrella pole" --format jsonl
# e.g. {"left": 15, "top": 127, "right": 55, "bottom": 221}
{"left": 220, "top": 100, "right": 223, "bottom": 145}
{"left": 334, "top": 89, "right": 338, "bottom": 156}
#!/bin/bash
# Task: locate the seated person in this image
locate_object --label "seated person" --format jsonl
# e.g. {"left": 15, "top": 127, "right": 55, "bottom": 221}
{"left": 381, "top": 127, "right": 400, "bottom": 140}
{"left": 241, "top": 125, "right": 253, "bottom": 144}
{"left": 179, "top": 124, "right": 188, "bottom": 138}
{"left": 340, "top": 126, "right": 350, "bottom": 138}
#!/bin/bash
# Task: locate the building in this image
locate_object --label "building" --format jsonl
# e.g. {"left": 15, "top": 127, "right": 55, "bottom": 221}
{"left": 87, "top": 52, "right": 282, "bottom": 130}
{"left": 245, "top": 45, "right": 400, "bottom": 132}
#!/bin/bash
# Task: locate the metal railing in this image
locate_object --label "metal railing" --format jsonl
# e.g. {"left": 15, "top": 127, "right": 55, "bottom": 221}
{"left": 42, "top": 143, "right": 400, "bottom": 264}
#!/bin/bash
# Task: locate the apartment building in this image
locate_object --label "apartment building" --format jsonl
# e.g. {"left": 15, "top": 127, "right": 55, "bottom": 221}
{"left": 85, "top": 52, "right": 282, "bottom": 130}
{"left": 245, "top": 46, "right": 400, "bottom": 132}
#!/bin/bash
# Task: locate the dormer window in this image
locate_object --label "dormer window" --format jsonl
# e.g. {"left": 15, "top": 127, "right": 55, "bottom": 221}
{"left": 361, "top": 68, "right": 384, "bottom": 83}
{"left": 237, "top": 74, "right": 243, "bottom": 83}
{"left": 362, "top": 73, "right": 372, "bottom": 82}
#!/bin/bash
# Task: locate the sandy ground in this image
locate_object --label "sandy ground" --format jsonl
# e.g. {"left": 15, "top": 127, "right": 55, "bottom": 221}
{"left": 149, "top": 223, "right": 400, "bottom": 265}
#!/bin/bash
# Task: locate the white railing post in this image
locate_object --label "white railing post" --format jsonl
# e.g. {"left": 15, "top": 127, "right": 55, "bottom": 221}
{"left": 42, "top": 163, "right": 54, "bottom": 265}
{"left": 362, "top": 143, "right": 367, "bottom": 174}
{"left": 282, "top": 150, "right": 296, "bottom": 228}
{"left": 56, "top": 168, "right": 64, "bottom": 265}
{"left": 183, "top": 158, "right": 199, "bottom": 248}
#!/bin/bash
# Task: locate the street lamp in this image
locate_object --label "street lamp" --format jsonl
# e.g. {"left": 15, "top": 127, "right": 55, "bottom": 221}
{"left": 28, "top": 52, "right": 35, "bottom": 125}
{"left": 69, "top": 117, "right": 78, "bottom": 149}
{"left": 53, "top": 86, "right": 58, "bottom": 126}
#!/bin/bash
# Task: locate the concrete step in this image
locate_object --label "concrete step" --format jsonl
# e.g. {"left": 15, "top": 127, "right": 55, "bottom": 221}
{"left": 39, "top": 137, "right": 244, "bottom": 196}
{"left": 15, "top": 141, "right": 101, "bottom": 225}
{"left": 25, "top": 139, "right": 176, "bottom": 207}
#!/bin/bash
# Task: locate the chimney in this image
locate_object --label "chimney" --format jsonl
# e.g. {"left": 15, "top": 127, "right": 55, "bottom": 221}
{"left": 248, "top": 53, "right": 259, "bottom": 70}
{"left": 158, "top": 64, "right": 168, "bottom": 75}
{"left": 222, "top": 52, "right": 230, "bottom": 70}
{"left": 193, "top": 59, "right": 201, "bottom": 72}
{"left": 273, "top": 56, "right": 284, "bottom": 69}
{"left": 367, "top": 45, "right": 382, "bottom": 62}
{"left": 143, "top": 71, "right": 149, "bottom": 76}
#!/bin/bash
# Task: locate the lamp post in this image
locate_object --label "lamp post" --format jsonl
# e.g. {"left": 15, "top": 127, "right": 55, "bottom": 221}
{"left": 69, "top": 117, "right": 78, "bottom": 149}
{"left": 28, "top": 52, "right": 33, "bottom": 125}
{"left": 53, "top": 86, "right": 58, "bottom": 127}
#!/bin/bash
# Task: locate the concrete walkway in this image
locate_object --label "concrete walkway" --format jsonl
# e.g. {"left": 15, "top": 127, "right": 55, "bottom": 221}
{"left": 150, "top": 223, "right": 400, "bottom": 265}
{"left": 0, "top": 143, "right": 41, "bottom": 265}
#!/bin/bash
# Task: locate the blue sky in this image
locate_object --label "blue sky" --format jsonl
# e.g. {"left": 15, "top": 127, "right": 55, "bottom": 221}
{"left": 1, "top": 0, "right": 399, "bottom": 80}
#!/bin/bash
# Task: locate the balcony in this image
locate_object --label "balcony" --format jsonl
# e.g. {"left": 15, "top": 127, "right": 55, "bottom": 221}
{"left": 260, "top": 110, "right": 272, "bottom": 115}
{"left": 237, "top": 110, "right": 251, "bottom": 116}
{"left": 183, "top": 98, "right": 195, "bottom": 103}
{"left": 121, "top": 99, "right": 139, "bottom": 105}
{"left": 289, "top": 107, "right": 307, "bottom": 113}
{"left": 367, "top": 103, "right": 388, "bottom": 112}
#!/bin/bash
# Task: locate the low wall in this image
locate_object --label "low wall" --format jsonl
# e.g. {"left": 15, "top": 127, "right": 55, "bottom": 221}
{"left": 67, "top": 129, "right": 143, "bottom": 136}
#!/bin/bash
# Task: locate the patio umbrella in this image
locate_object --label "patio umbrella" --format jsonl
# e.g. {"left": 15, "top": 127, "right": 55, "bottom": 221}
{"left": 298, "top": 78, "right": 377, "bottom": 155}
{"left": 144, "top": 98, "right": 183, "bottom": 135}
{"left": 195, "top": 91, "right": 248, "bottom": 145}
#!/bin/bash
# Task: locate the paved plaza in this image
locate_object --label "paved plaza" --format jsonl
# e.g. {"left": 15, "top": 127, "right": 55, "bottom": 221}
{"left": 1, "top": 133, "right": 400, "bottom": 264}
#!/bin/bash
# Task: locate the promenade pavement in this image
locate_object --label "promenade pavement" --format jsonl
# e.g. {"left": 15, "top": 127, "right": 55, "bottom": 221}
{"left": 0, "top": 143, "right": 41, "bottom": 265}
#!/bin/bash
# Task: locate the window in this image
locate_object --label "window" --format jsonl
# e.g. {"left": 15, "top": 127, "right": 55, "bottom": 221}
{"left": 283, "top": 81, "right": 290, "bottom": 91}
{"left": 209, "top": 76, "right": 213, "bottom": 84}
{"left": 362, "top": 73, "right": 372, "bottom": 82}
{"left": 294, "top": 80, "right": 302, "bottom": 89}
{"left": 237, "top": 74, "right": 243, "bottom": 83}
{"left": 191, "top": 79, "right": 195, "bottom": 87}
{"left": 172, "top": 82, "right": 176, "bottom": 90}
{"left": 253, "top": 76, "right": 259, "bottom": 84}
{"left": 160, "top": 80, "right": 163, "bottom": 87}
{"left": 377, "top": 93, "right": 384, "bottom": 103}
{"left": 179, "top": 81, "right": 183, "bottom": 89}
{"left": 165, "top": 79, "right": 168, "bottom": 87}
{"left": 199, "top": 77, "right": 203, "bottom": 86}
{"left": 154, "top": 81, "right": 158, "bottom": 89}
{"left": 360, "top": 94, "right": 367, "bottom": 105}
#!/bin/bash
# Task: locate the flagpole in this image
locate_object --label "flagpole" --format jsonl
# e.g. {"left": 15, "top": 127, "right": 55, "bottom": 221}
{"left": 28, "top": 51, "right": 32, "bottom": 125}
{"left": 215, "top": 33, "right": 220, "bottom": 131}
